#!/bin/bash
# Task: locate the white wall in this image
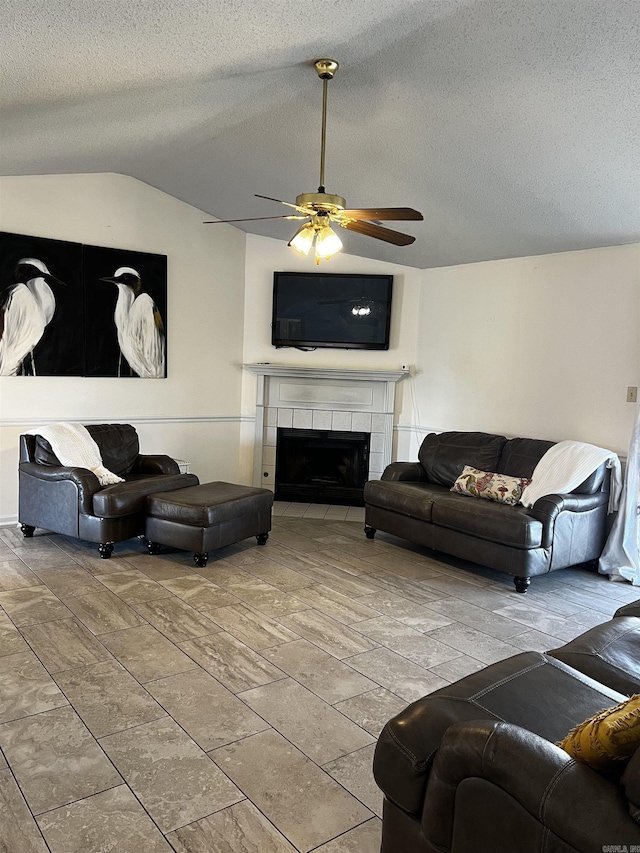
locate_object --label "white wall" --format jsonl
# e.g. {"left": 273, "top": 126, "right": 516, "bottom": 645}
{"left": 0, "top": 173, "right": 247, "bottom": 525}
{"left": 2, "top": 173, "right": 636, "bottom": 526}
{"left": 239, "top": 233, "right": 423, "bottom": 480}
{"left": 413, "top": 244, "right": 640, "bottom": 456}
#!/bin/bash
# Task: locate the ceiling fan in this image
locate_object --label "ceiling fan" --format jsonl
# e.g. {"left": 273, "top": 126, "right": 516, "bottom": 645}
{"left": 204, "top": 59, "right": 423, "bottom": 263}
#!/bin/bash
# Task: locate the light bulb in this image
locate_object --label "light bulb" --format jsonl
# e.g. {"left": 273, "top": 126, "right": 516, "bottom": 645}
{"left": 289, "top": 223, "right": 315, "bottom": 255}
{"left": 315, "top": 225, "right": 343, "bottom": 259}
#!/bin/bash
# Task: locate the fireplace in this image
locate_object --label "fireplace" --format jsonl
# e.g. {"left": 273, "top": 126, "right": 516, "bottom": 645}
{"left": 275, "top": 428, "right": 370, "bottom": 506}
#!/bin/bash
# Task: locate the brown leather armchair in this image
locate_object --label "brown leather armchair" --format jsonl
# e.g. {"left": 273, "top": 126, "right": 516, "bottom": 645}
{"left": 374, "top": 611, "right": 640, "bottom": 853}
{"left": 19, "top": 423, "right": 198, "bottom": 557}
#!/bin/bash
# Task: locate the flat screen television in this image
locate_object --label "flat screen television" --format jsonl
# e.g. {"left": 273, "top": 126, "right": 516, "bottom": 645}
{"left": 272, "top": 272, "right": 393, "bottom": 350}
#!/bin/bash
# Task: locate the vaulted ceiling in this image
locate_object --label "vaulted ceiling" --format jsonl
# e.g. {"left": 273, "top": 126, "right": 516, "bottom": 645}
{"left": 1, "top": 0, "right": 638, "bottom": 268}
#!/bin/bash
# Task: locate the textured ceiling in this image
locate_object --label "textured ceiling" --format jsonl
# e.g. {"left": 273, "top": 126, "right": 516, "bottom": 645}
{"left": 1, "top": 0, "right": 638, "bottom": 268}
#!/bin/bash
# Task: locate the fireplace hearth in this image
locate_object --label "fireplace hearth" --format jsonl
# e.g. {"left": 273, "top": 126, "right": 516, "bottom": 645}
{"left": 275, "top": 428, "right": 370, "bottom": 506}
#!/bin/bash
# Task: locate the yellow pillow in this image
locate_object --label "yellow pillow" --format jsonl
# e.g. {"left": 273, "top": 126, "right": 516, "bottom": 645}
{"left": 558, "top": 695, "right": 640, "bottom": 771}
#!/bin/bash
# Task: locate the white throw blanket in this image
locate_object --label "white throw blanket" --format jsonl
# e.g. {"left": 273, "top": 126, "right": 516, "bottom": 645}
{"left": 27, "top": 422, "right": 124, "bottom": 485}
{"left": 520, "top": 440, "right": 622, "bottom": 513}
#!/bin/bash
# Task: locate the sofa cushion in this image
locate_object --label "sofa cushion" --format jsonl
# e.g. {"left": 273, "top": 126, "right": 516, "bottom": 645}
{"left": 363, "top": 480, "right": 445, "bottom": 521}
{"left": 450, "top": 465, "right": 531, "bottom": 505}
{"left": 92, "top": 473, "right": 199, "bottom": 517}
{"left": 497, "top": 437, "right": 555, "bottom": 478}
{"left": 431, "top": 493, "right": 543, "bottom": 549}
{"left": 34, "top": 423, "right": 140, "bottom": 477}
{"left": 418, "top": 432, "right": 507, "bottom": 488}
{"left": 548, "top": 617, "right": 640, "bottom": 696}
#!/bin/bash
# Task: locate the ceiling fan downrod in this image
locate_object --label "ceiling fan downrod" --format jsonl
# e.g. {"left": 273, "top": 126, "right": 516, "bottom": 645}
{"left": 314, "top": 59, "right": 338, "bottom": 194}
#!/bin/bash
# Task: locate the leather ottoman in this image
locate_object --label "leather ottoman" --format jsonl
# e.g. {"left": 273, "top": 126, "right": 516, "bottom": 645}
{"left": 145, "top": 481, "right": 273, "bottom": 566}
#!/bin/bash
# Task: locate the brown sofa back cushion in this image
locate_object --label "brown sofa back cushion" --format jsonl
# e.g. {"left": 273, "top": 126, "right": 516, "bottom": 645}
{"left": 34, "top": 423, "right": 140, "bottom": 477}
{"left": 418, "top": 432, "right": 507, "bottom": 487}
{"left": 497, "top": 437, "right": 555, "bottom": 478}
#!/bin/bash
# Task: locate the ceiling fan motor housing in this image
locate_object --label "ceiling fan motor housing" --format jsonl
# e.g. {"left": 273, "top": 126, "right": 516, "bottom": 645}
{"left": 296, "top": 192, "right": 346, "bottom": 211}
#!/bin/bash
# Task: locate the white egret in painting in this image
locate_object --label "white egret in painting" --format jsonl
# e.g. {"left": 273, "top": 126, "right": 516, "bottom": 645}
{"left": 99, "top": 267, "right": 165, "bottom": 378}
{"left": 0, "top": 258, "right": 65, "bottom": 376}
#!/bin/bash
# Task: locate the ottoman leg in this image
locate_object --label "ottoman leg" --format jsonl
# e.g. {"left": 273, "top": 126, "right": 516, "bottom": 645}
{"left": 364, "top": 525, "right": 376, "bottom": 540}
{"left": 194, "top": 552, "right": 208, "bottom": 568}
{"left": 514, "top": 576, "right": 531, "bottom": 594}
{"left": 21, "top": 524, "right": 35, "bottom": 538}
{"left": 147, "top": 541, "right": 162, "bottom": 556}
{"left": 98, "top": 543, "right": 113, "bottom": 559}
{"left": 256, "top": 533, "right": 269, "bottom": 546}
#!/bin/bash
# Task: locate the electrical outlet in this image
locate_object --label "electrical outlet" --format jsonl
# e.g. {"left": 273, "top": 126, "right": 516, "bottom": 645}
{"left": 627, "top": 386, "right": 638, "bottom": 403}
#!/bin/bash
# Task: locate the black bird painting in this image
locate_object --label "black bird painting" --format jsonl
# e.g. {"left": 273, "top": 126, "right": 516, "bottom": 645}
{"left": 0, "top": 258, "right": 65, "bottom": 375}
{"left": 99, "top": 266, "right": 166, "bottom": 378}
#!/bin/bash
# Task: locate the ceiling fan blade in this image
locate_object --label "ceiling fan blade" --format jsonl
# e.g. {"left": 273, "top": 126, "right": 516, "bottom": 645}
{"left": 341, "top": 220, "right": 416, "bottom": 246}
{"left": 254, "top": 194, "right": 301, "bottom": 210}
{"left": 203, "top": 215, "right": 305, "bottom": 223}
{"left": 340, "top": 208, "right": 423, "bottom": 221}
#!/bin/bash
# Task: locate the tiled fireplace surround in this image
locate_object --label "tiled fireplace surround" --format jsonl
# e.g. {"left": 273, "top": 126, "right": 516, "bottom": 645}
{"left": 245, "top": 365, "right": 408, "bottom": 494}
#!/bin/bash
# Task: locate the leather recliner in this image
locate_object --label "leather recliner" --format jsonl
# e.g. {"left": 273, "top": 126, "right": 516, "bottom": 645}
{"left": 18, "top": 423, "right": 199, "bottom": 557}
{"left": 374, "top": 603, "right": 640, "bottom": 853}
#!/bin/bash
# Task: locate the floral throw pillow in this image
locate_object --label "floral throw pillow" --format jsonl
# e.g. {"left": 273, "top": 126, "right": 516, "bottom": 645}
{"left": 451, "top": 465, "right": 532, "bottom": 506}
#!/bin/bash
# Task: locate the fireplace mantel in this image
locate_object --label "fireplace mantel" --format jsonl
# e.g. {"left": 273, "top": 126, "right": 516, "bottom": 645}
{"left": 244, "top": 364, "right": 408, "bottom": 382}
{"left": 244, "top": 364, "right": 408, "bottom": 496}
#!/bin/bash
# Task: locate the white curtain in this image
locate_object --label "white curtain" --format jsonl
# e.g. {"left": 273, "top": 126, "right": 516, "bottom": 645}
{"left": 599, "top": 398, "right": 640, "bottom": 583}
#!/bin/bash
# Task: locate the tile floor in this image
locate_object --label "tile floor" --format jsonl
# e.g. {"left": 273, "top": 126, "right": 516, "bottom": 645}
{"left": 0, "top": 502, "right": 638, "bottom": 852}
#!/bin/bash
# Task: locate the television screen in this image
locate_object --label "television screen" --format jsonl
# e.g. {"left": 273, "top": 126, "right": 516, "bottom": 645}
{"left": 272, "top": 272, "right": 393, "bottom": 350}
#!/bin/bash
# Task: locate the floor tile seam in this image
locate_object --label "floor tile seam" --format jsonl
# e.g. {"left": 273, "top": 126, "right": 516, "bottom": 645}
{"left": 168, "top": 795, "right": 322, "bottom": 849}
{"left": 0, "top": 754, "right": 54, "bottom": 850}
{"left": 260, "top": 629, "right": 379, "bottom": 674}
{"left": 288, "top": 587, "right": 382, "bottom": 624}
{"left": 0, "top": 696, "right": 71, "bottom": 728}
{"left": 174, "top": 637, "right": 290, "bottom": 694}
{"left": 410, "top": 609, "right": 535, "bottom": 642}
{"left": 0, "top": 601, "right": 78, "bottom": 631}
{"left": 196, "top": 623, "right": 302, "bottom": 653}
{"left": 100, "top": 688, "right": 267, "bottom": 753}
{"left": 209, "top": 725, "right": 376, "bottom": 825}
{"left": 319, "top": 739, "right": 377, "bottom": 770}
{"left": 489, "top": 604, "right": 576, "bottom": 632}
{"left": 32, "top": 779, "right": 128, "bottom": 820}
{"left": 418, "top": 619, "right": 521, "bottom": 653}
{"left": 338, "top": 646, "right": 434, "bottom": 675}
{"left": 36, "top": 783, "right": 177, "bottom": 852}
{"left": 305, "top": 817, "right": 380, "bottom": 853}
{"left": 238, "top": 667, "right": 379, "bottom": 711}
{"left": 15, "top": 620, "right": 120, "bottom": 676}
{"left": 12, "top": 714, "right": 128, "bottom": 818}
{"left": 545, "top": 586, "right": 620, "bottom": 611}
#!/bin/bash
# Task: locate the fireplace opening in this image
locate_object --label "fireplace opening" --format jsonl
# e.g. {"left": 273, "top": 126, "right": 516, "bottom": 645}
{"left": 275, "top": 428, "right": 370, "bottom": 506}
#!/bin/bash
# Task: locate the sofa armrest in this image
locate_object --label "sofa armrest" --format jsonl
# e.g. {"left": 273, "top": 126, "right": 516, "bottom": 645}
{"left": 616, "top": 601, "right": 640, "bottom": 619}
{"left": 131, "top": 454, "right": 180, "bottom": 475}
{"left": 19, "top": 463, "right": 100, "bottom": 514}
{"left": 381, "top": 462, "right": 427, "bottom": 482}
{"left": 422, "top": 721, "right": 640, "bottom": 851}
{"left": 528, "top": 491, "right": 608, "bottom": 549}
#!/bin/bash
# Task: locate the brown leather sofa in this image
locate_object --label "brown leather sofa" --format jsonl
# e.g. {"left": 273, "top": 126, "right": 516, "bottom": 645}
{"left": 364, "top": 431, "right": 610, "bottom": 593}
{"left": 374, "top": 601, "right": 640, "bottom": 853}
{"left": 19, "top": 423, "right": 198, "bottom": 557}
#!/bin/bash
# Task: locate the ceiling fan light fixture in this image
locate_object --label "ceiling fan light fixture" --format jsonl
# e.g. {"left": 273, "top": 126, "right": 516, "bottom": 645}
{"left": 315, "top": 224, "right": 342, "bottom": 260}
{"left": 289, "top": 222, "right": 316, "bottom": 255}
